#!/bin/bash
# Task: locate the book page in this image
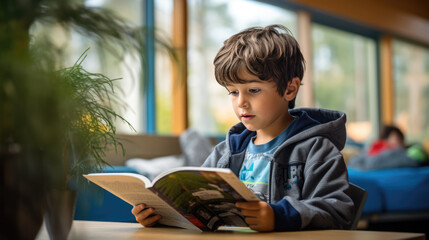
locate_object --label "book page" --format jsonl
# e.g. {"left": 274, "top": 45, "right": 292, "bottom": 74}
{"left": 151, "top": 167, "right": 259, "bottom": 230}
{"left": 84, "top": 173, "right": 200, "bottom": 231}
{"left": 216, "top": 171, "right": 260, "bottom": 202}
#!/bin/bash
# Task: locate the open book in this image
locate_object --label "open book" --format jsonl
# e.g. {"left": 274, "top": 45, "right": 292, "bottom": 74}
{"left": 84, "top": 167, "right": 260, "bottom": 232}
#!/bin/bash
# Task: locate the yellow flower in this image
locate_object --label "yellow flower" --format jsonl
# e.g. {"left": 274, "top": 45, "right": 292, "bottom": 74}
{"left": 81, "top": 114, "right": 109, "bottom": 133}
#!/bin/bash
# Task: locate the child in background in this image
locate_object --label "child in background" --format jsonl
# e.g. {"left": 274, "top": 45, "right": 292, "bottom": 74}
{"left": 349, "top": 124, "right": 428, "bottom": 169}
{"left": 368, "top": 125, "right": 405, "bottom": 155}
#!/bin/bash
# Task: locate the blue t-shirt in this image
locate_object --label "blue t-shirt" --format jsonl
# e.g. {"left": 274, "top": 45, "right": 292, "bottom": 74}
{"left": 239, "top": 127, "right": 291, "bottom": 202}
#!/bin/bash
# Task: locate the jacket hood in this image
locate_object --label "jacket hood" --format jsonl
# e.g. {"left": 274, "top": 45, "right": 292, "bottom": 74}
{"left": 227, "top": 108, "right": 347, "bottom": 154}
{"left": 289, "top": 108, "right": 347, "bottom": 150}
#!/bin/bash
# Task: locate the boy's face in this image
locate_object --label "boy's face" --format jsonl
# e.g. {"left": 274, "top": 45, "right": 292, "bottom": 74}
{"left": 226, "top": 70, "right": 293, "bottom": 141}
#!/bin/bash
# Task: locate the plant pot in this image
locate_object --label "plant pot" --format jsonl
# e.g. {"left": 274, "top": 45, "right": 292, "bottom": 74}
{"left": 44, "top": 189, "right": 77, "bottom": 240}
{"left": 1, "top": 151, "right": 45, "bottom": 240}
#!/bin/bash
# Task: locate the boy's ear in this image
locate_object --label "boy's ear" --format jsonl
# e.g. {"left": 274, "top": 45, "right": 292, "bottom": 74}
{"left": 283, "top": 77, "right": 301, "bottom": 101}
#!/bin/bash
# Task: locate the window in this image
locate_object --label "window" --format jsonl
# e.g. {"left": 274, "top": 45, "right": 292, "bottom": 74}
{"left": 32, "top": 0, "right": 423, "bottom": 145}
{"left": 312, "top": 24, "right": 378, "bottom": 143}
{"left": 393, "top": 40, "right": 429, "bottom": 143}
{"left": 187, "top": 0, "right": 297, "bottom": 135}
{"left": 30, "top": 0, "right": 144, "bottom": 134}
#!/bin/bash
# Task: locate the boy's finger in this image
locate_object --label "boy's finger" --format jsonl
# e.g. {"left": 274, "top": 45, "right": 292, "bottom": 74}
{"left": 240, "top": 209, "right": 260, "bottom": 217}
{"left": 131, "top": 203, "right": 146, "bottom": 215}
{"left": 141, "top": 214, "right": 161, "bottom": 227}
{"left": 135, "top": 208, "right": 155, "bottom": 223}
{"left": 244, "top": 216, "right": 259, "bottom": 225}
{"left": 235, "top": 201, "right": 261, "bottom": 210}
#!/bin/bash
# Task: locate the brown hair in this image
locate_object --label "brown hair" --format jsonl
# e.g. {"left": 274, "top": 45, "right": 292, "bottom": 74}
{"left": 379, "top": 125, "right": 404, "bottom": 142}
{"left": 213, "top": 24, "right": 305, "bottom": 108}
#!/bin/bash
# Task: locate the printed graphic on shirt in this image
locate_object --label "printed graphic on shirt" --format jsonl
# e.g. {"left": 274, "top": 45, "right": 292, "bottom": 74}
{"left": 238, "top": 127, "right": 292, "bottom": 202}
{"left": 286, "top": 163, "right": 304, "bottom": 190}
{"left": 239, "top": 152, "right": 271, "bottom": 202}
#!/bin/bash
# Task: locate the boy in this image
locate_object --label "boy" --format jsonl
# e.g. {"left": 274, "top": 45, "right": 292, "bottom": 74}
{"left": 132, "top": 24, "right": 354, "bottom": 232}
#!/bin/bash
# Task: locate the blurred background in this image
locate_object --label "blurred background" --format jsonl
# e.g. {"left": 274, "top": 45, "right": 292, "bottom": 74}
{"left": 19, "top": 1, "right": 429, "bottom": 237}
{"left": 32, "top": 0, "right": 429, "bottom": 147}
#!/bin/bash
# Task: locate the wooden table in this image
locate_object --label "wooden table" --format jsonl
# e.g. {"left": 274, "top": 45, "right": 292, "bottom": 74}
{"left": 36, "top": 220, "right": 425, "bottom": 240}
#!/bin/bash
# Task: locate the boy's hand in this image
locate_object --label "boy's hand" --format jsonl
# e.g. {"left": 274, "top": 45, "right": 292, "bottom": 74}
{"left": 236, "top": 201, "right": 275, "bottom": 232}
{"left": 131, "top": 203, "right": 161, "bottom": 227}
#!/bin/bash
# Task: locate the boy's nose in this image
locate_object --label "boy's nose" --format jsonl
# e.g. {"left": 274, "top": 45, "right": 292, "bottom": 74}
{"left": 237, "top": 95, "right": 248, "bottom": 108}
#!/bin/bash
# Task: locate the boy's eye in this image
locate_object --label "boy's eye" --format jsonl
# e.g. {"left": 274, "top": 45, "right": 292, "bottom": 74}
{"left": 228, "top": 90, "right": 239, "bottom": 96}
{"left": 249, "top": 88, "right": 261, "bottom": 94}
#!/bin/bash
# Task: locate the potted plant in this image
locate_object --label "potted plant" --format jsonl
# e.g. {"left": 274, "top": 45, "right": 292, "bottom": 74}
{"left": 0, "top": 0, "right": 173, "bottom": 239}
{"left": 41, "top": 50, "right": 136, "bottom": 240}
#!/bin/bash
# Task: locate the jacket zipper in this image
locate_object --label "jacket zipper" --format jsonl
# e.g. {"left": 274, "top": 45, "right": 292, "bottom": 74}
{"left": 269, "top": 158, "right": 274, "bottom": 204}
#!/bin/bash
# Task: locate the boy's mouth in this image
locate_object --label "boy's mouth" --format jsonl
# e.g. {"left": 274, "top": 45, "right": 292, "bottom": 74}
{"left": 241, "top": 114, "right": 255, "bottom": 121}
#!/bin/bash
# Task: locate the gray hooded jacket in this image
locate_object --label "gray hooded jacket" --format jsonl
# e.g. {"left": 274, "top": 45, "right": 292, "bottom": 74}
{"left": 202, "top": 108, "right": 354, "bottom": 231}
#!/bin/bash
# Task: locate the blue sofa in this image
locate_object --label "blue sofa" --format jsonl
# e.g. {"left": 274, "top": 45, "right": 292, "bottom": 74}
{"left": 348, "top": 166, "right": 429, "bottom": 221}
